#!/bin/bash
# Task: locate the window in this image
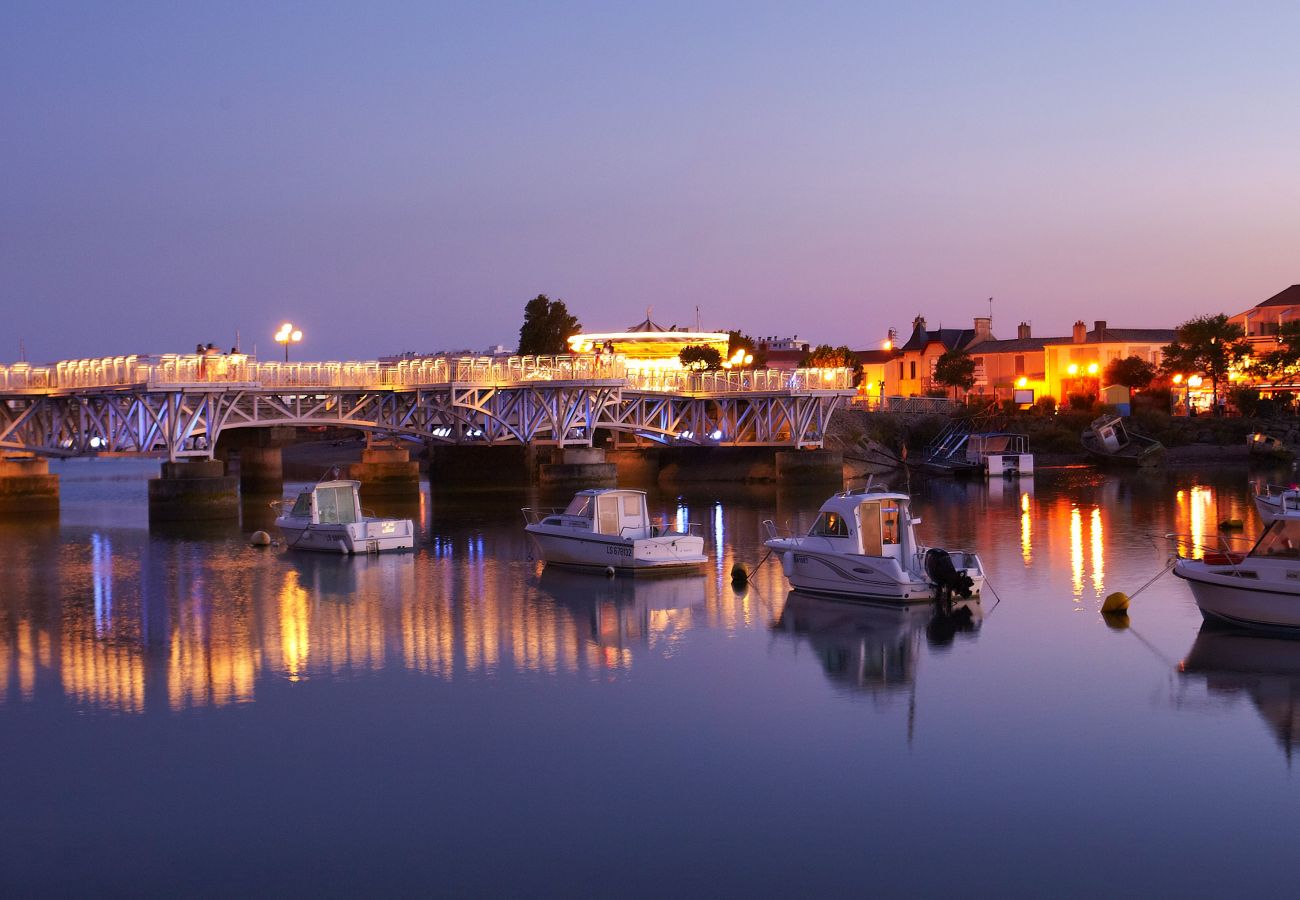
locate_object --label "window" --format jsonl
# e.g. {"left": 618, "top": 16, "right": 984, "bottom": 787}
{"left": 909, "top": 361, "right": 916, "bottom": 379}
{"left": 1014, "top": 355, "right": 1025, "bottom": 376}
{"left": 809, "top": 512, "right": 850, "bottom": 537}
{"left": 291, "top": 492, "right": 311, "bottom": 517}
{"left": 597, "top": 495, "right": 619, "bottom": 535}
{"left": 622, "top": 495, "right": 641, "bottom": 517}
{"left": 315, "top": 485, "right": 357, "bottom": 524}
{"left": 563, "top": 495, "right": 592, "bottom": 517}
{"left": 973, "top": 357, "right": 986, "bottom": 384}
{"left": 858, "top": 501, "right": 882, "bottom": 555}
{"left": 898, "top": 362, "right": 904, "bottom": 379}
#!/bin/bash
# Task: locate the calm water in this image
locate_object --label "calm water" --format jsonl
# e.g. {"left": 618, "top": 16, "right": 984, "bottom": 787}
{"left": 2, "top": 458, "right": 1298, "bottom": 896}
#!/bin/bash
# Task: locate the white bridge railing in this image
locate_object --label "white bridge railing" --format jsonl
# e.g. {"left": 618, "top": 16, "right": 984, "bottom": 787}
{"left": 0, "top": 353, "right": 856, "bottom": 395}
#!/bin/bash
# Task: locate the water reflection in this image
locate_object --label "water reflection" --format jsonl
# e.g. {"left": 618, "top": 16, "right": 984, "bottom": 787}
{"left": 772, "top": 591, "right": 981, "bottom": 698}
{"left": 1180, "top": 625, "right": 1300, "bottom": 762}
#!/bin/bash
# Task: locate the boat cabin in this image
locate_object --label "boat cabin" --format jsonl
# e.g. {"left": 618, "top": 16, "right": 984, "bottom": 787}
{"left": 287, "top": 480, "right": 364, "bottom": 526}
{"left": 1089, "top": 415, "right": 1133, "bottom": 453}
{"left": 548, "top": 489, "right": 661, "bottom": 539}
{"left": 1251, "top": 519, "right": 1300, "bottom": 559}
{"left": 806, "top": 489, "right": 916, "bottom": 563}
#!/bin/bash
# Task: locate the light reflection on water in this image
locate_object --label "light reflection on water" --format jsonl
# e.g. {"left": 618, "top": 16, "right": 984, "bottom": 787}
{"left": 5, "top": 462, "right": 1300, "bottom": 895}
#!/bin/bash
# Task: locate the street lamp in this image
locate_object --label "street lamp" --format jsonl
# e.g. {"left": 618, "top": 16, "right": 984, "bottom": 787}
{"left": 275, "top": 322, "right": 302, "bottom": 362}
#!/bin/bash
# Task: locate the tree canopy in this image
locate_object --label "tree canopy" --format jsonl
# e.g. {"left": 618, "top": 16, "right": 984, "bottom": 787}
{"left": 727, "top": 331, "right": 766, "bottom": 368}
{"left": 800, "top": 344, "right": 856, "bottom": 368}
{"left": 932, "top": 349, "right": 976, "bottom": 399}
{"left": 679, "top": 345, "right": 723, "bottom": 370}
{"left": 1160, "top": 314, "right": 1247, "bottom": 405}
{"left": 1104, "top": 355, "right": 1157, "bottom": 390}
{"left": 1254, "top": 320, "right": 1300, "bottom": 383}
{"left": 517, "top": 294, "right": 581, "bottom": 355}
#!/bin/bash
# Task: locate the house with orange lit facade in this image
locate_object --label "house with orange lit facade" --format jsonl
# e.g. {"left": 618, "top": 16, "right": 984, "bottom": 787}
{"left": 885, "top": 313, "right": 1175, "bottom": 404}
{"left": 890, "top": 315, "right": 996, "bottom": 395}
{"left": 1039, "top": 320, "right": 1175, "bottom": 402}
{"left": 1228, "top": 284, "right": 1300, "bottom": 356}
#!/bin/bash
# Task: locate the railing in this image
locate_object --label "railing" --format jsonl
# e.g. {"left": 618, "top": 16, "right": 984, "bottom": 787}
{"left": 0, "top": 353, "right": 857, "bottom": 395}
{"left": 849, "top": 395, "right": 958, "bottom": 414}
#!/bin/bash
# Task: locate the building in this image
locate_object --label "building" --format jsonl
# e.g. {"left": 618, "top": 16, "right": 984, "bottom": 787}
{"left": 1040, "top": 321, "right": 1174, "bottom": 403}
{"left": 567, "top": 312, "right": 729, "bottom": 368}
{"left": 756, "top": 336, "right": 812, "bottom": 371}
{"left": 1229, "top": 284, "right": 1300, "bottom": 357}
{"left": 892, "top": 316, "right": 995, "bottom": 396}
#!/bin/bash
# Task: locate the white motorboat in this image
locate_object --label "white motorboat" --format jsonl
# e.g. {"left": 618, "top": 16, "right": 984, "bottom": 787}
{"left": 274, "top": 479, "right": 414, "bottom": 554}
{"left": 1254, "top": 484, "right": 1300, "bottom": 526}
{"left": 763, "top": 484, "right": 984, "bottom": 603}
{"left": 1174, "top": 518, "right": 1300, "bottom": 632}
{"left": 523, "top": 489, "right": 707, "bottom": 574}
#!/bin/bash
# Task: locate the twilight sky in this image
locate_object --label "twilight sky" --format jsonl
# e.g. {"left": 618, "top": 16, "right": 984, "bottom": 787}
{"left": 4, "top": 1, "right": 1300, "bottom": 363}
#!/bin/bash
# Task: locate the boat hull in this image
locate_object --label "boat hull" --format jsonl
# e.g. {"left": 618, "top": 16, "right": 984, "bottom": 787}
{"left": 276, "top": 516, "right": 414, "bottom": 554}
{"left": 764, "top": 542, "right": 983, "bottom": 603}
{"left": 526, "top": 526, "right": 706, "bottom": 573}
{"left": 1174, "top": 560, "right": 1300, "bottom": 634}
{"left": 1255, "top": 493, "right": 1300, "bottom": 526}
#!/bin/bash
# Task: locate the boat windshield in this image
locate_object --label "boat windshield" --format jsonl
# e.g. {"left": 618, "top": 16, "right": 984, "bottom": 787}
{"left": 290, "top": 492, "right": 311, "bottom": 517}
{"left": 809, "top": 511, "right": 850, "bottom": 538}
{"left": 315, "top": 484, "right": 359, "bottom": 525}
{"left": 564, "top": 495, "right": 593, "bottom": 518}
{"left": 1250, "top": 519, "right": 1300, "bottom": 559}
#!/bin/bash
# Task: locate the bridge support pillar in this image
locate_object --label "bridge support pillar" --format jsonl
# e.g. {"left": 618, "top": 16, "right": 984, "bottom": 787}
{"left": 0, "top": 456, "right": 59, "bottom": 515}
{"left": 148, "top": 460, "right": 239, "bottom": 522}
{"left": 350, "top": 443, "right": 420, "bottom": 499}
{"left": 538, "top": 447, "right": 618, "bottom": 489}
{"left": 239, "top": 446, "right": 283, "bottom": 494}
{"left": 775, "top": 450, "right": 844, "bottom": 488}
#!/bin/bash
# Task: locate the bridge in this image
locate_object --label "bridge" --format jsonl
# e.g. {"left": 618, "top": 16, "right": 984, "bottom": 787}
{"left": 0, "top": 351, "right": 857, "bottom": 459}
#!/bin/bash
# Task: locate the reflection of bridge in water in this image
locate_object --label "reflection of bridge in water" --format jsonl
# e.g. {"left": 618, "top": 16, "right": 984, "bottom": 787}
{"left": 0, "top": 352, "right": 856, "bottom": 458}
{"left": 0, "top": 519, "right": 788, "bottom": 715}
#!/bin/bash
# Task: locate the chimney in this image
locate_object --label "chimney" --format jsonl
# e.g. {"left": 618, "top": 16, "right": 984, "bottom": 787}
{"left": 973, "top": 316, "right": 992, "bottom": 342}
{"left": 1073, "top": 320, "right": 1087, "bottom": 343}
{"left": 1094, "top": 320, "right": 1107, "bottom": 339}
{"left": 1017, "top": 321, "right": 1031, "bottom": 340}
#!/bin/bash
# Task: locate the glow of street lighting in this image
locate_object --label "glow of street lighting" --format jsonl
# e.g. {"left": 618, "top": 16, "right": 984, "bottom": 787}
{"left": 275, "top": 322, "right": 303, "bottom": 361}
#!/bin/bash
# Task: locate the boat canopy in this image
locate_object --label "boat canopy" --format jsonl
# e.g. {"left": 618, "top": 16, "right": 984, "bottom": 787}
{"left": 807, "top": 490, "right": 911, "bottom": 558}
{"left": 291, "top": 480, "right": 364, "bottom": 526}
{"left": 559, "top": 489, "right": 653, "bottom": 539}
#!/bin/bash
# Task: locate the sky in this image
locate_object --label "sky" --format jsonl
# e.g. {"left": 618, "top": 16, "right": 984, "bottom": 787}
{"left": 4, "top": 0, "right": 1300, "bottom": 363}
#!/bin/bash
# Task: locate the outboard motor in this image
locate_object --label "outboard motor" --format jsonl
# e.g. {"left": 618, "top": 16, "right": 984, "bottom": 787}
{"left": 924, "top": 548, "right": 975, "bottom": 601}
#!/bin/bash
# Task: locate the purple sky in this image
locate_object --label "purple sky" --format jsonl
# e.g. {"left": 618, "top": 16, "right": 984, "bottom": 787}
{"left": 4, "top": 1, "right": 1300, "bottom": 363}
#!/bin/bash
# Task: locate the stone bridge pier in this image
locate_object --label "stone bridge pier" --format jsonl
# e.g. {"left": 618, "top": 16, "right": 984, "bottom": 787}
{"left": 0, "top": 455, "right": 59, "bottom": 515}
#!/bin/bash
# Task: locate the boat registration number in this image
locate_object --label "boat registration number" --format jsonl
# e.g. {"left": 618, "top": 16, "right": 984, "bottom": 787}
{"left": 606, "top": 545, "right": 632, "bottom": 558}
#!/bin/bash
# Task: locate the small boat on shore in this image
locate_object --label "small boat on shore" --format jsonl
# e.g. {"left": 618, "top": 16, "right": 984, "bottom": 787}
{"left": 1174, "top": 518, "right": 1300, "bottom": 633}
{"left": 763, "top": 483, "right": 984, "bottom": 603}
{"left": 1254, "top": 484, "right": 1300, "bottom": 525}
{"left": 523, "top": 489, "right": 707, "bottom": 574}
{"left": 1248, "top": 432, "right": 1294, "bottom": 462}
{"left": 965, "top": 432, "right": 1034, "bottom": 477}
{"left": 1081, "top": 414, "right": 1164, "bottom": 467}
{"left": 274, "top": 479, "right": 414, "bottom": 553}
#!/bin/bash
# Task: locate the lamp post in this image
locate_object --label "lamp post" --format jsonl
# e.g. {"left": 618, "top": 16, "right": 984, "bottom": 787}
{"left": 275, "top": 323, "right": 302, "bottom": 362}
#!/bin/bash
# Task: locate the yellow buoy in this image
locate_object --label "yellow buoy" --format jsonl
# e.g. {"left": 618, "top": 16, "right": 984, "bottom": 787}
{"left": 1101, "top": 591, "right": 1130, "bottom": 613}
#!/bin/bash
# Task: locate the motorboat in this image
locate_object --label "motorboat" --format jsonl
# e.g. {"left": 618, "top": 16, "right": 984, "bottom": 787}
{"left": 274, "top": 479, "right": 414, "bottom": 554}
{"left": 1255, "top": 484, "right": 1300, "bottom": 526}
{"left": 1173, "top": 518, "right": 1300, "bottom": 633}
{"left": 1081, "top": 414, "right": 1164, "bottom": 467}
{"left": 1255, "top": 485, "right": 1300, "bottom": 525}
{"left": 762, "top": 484, "right": 984, "bottom": 603}
{"left": 522, "top": 489, "right": 707, "bottom": 574}
{"left": 1248, "top": 432, "right": 1294, "bottom": 462}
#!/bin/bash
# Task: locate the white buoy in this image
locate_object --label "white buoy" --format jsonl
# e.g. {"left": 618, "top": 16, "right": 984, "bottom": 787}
{"left": 250, "top": 530, "right": 272, "bottom": 547}
{"left": 604, "top": 566, "right": 616, "bottom": 577}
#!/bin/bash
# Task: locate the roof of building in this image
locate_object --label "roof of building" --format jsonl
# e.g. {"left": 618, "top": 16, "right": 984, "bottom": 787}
{"left": 1256, "top": 285, "right": 1300, "bottom": 308}
{"left": 852, "top": 349, "right": 901, "bottom": 364}
{"left": 968, "top": 336, "right": 1059, "bottom": 353}
{"left": 899, "top": 327, "right": 977, "bottom": 353}
{"left": 1067, "top": 327, "right": 1177, "bottom": 344}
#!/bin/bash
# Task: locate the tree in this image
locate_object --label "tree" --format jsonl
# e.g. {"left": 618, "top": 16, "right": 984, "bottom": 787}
{"left": 518, "top": 294, "right": 581, "bottom": 355}
{"left": 1160, "top": 314, "right": 1247, "bottom": 407}
{"left": 679, "top": 345, "right": 722, "bottom": 370}
{"left": 727, "top": 331, "right": 766, "bottom": 368}
{"left": 1105, "top": 355, "right": 1156, "bottom": 390}
{"left": 800, "top": 344, "right": 856, "bottom": 368}
{"left": 932, "top": 349, "right": 976, "bottom": 400}
{"left": 1255, "top": 320, "right": 1300, "bottom": 383}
